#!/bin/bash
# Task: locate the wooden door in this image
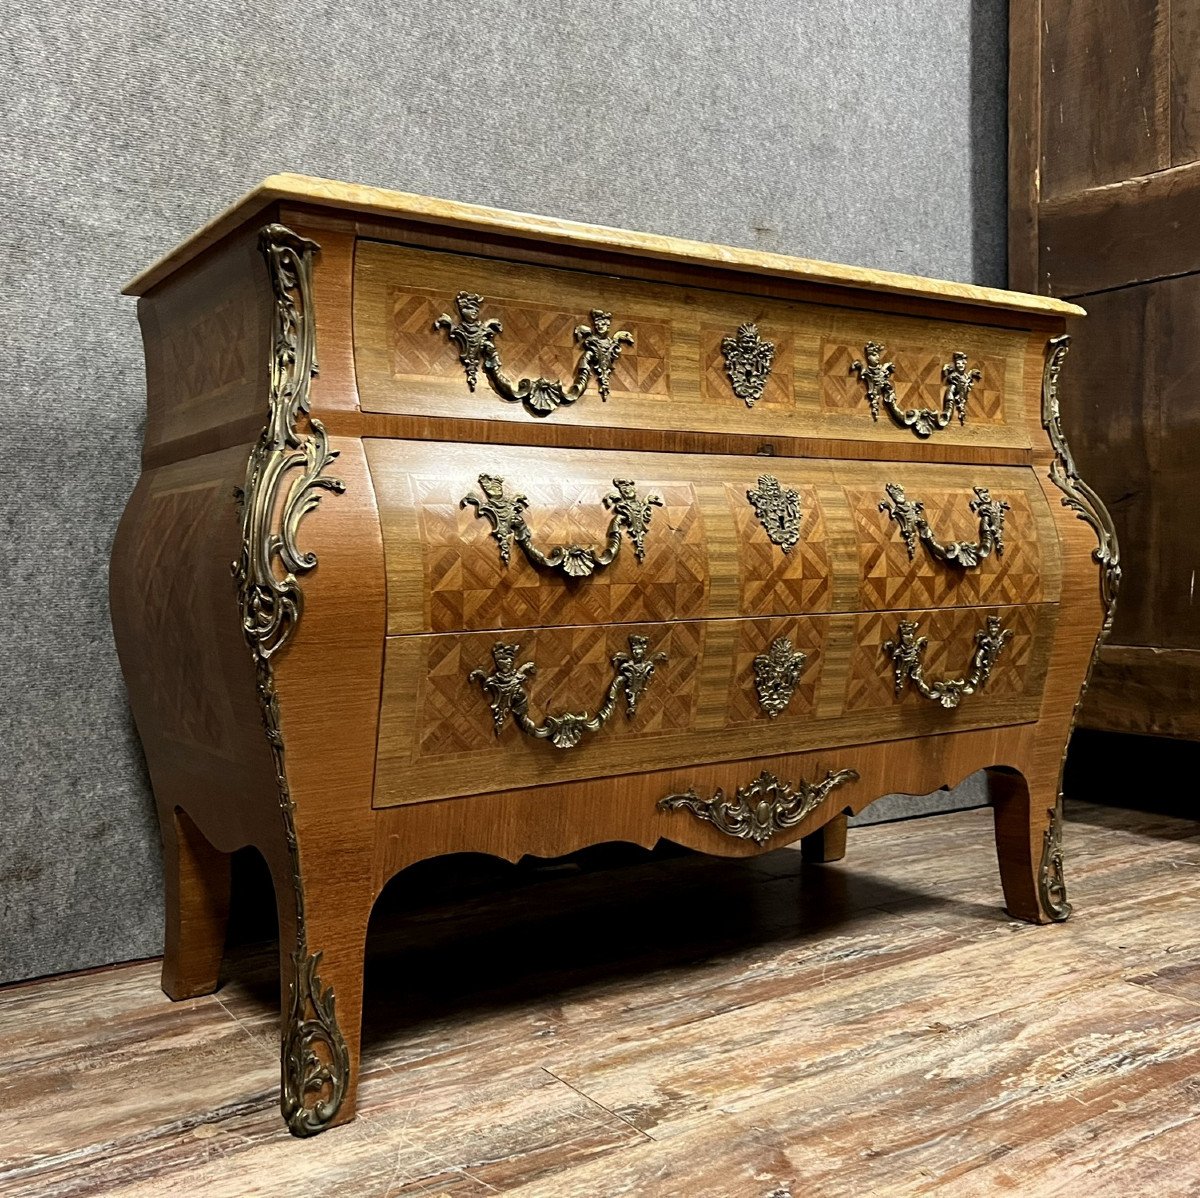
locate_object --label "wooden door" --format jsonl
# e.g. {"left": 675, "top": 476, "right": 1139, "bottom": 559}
{"left": 1010, "top": 0, "right": 1200, "bottom": 737}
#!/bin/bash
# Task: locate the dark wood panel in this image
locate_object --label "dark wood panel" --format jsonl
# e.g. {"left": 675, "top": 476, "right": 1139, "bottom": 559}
{"left": 1040, "top": 160, "right": 1200, "bottom": 295}
{"left": 1143, "top": 274, "right": 1200, "bottom": 645}
{"left": 1011, "top": 1, "right": 1200, "bottom": 740}
{"left": 1172, "top": 0, "right": 1200, "bottom": 163}
{"left": 1080, "top": 645, "right": 1200, "bottom": 736}
{"left": 1062, "top": 274, "right": 1200, "bottom": 649}
{"left": 1008, "top": 0, "right": 1042, "bottom": 293}
{"left": 1040, "top": 0, "right": 1170, "bottom": 200}
{"left": 1057, "top": 291, "right": 1152, "bottom": 648}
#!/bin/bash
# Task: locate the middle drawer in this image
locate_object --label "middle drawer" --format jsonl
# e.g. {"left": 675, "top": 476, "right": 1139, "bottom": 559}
{"left": 365, "top": 440, "right": 1061, "bottom": 634}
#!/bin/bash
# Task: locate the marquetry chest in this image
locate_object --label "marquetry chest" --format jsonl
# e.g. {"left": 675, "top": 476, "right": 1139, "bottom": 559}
{"left": 110, "top": 175, "right": 1118, "bottom": 1136}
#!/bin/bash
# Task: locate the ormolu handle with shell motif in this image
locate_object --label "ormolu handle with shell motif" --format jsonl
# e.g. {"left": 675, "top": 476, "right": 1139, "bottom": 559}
{"left": 879, "top": 482, "right": 1010, "bottom": 568}
{"left": 435, "top": 291, "right": 633, "bottom": 417}
{"left": 883, "top": 615, "right": 1012, "bottom": 709}
{"left": 469, "top": 634, "right": 667, "bottom": 750}
{"left": 851, "top": 341, "right": 982, "bottom": 438}
{"left": 462, "top": 473, "right": 662, "bottom": 578}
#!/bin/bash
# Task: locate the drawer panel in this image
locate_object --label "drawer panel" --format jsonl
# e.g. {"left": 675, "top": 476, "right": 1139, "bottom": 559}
{"left": 354, "top": 240, "right": 1037, "bottom": 450}
{"left": 836, "top": 462, "right": 1058, "bottom": 611}
{"left": 366, "top": 441, "right": 1059, "bottom": 636}
{"left": 373, "top": 604, "right": 1056, "bottom": 807}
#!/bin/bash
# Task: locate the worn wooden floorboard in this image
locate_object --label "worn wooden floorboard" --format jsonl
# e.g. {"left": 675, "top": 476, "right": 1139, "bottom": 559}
{"left": 1, "top": 802, "right": 1199, "bottom": 1196}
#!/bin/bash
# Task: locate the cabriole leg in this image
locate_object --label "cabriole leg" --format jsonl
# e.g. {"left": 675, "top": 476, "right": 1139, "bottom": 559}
{"left": 160, "top": 805, "right": 231, "bottom": 1000}
{"left": 988, "top": 767, "right": 1071, "bottom": 925}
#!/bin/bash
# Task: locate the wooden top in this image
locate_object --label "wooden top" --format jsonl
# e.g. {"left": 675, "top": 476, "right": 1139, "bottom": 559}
{"left": 122, "top": 173, "right": 1085, "bottom": 318}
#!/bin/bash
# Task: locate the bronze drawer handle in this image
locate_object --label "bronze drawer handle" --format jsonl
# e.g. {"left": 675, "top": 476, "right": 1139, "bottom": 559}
{"left": 851, "top": 342, "right": 982, "bottom": 438}
{"left": 883, "top": 615, "right": 1012, "bottom": 709}
{"left": 435, "top": 291, "right": 633, "bottom": 417}
{"left": 879, "top": 482, "right": 1010, "bottom": 568}
{"left": 469, "top": 634, "right": 667, "bottom": 750}
{"left": 462, "top": 473, "right": 662, "bottom": 578}
{"left": 658, "top": 767, "right": 859, "bottom": 846}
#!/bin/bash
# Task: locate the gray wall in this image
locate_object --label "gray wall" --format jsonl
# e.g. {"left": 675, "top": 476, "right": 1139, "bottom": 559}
{"left": 0, "top": 0, "right": 1007, "bottom": 984}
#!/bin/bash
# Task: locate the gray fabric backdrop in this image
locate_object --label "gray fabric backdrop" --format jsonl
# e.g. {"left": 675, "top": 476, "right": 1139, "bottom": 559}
{"left": 0, "top": 0, "right": 1005, "bottom": 984}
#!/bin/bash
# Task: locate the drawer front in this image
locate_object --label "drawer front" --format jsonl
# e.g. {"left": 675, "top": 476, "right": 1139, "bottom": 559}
{"left": 373, "top": 604, "right": 1055, "bottom": 807}
{"left": 836, "top": 462, "right": 1058, "bottom": 612}
{"left": 366, "top": 441, "right": 1059, "bottom": 635}
{"left": 354, "top": 240, "right": 1038, "bottom": 449}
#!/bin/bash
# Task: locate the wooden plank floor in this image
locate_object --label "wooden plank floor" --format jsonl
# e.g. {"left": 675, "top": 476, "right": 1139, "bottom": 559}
{"left": 3, "top": 800, "right": 1200, "bottom": 1197}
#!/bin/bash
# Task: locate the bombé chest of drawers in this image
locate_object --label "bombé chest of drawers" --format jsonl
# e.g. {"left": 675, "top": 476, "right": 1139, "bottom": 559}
{"left": 110, "top": 175, "right": 1118, "bottom": 1136}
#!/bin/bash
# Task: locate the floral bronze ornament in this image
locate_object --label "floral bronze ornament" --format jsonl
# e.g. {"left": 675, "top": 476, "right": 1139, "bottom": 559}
{"left": 434, "top": 291, "right": 633, "bottom": 416}
{"left": 753, "top": 636, "right": 808, "bottom": 719}
{"left": 943, "top": 351, "right": 982, "bottom": 425}
{"left": 233, "top": 225, "right": 349, "bottom": 1137}
{"left": 1041, "top": 335, "right": 1121, "bottom": 819}
{"left": 468, "top": 634, "right": 668, "bottom": 750}
{"left": 1042, "top": 336, "right": 1121, "bottom": 629}
{"left": 746, "top": 474, "right": 802, "bottom": 553}
{"left": 721, "top": 322, "right": 776, "bottom": 407}
{"left": 657, "top": 768, "right": 859, "bottom": 846}
{"left": 883, "top": 614, "right": 1013, "bottom": 709}
{"left": 1038, "top": 805, "right": 1072, "bottom": 921}
{"left": 462, "top": 474, "right": 662, "bottom": 578}
{"left": 851, "top": 341, "right": 983, "bottom": 438}
{"left": 879, "top": 482, "right": 1010, "bottom": 568}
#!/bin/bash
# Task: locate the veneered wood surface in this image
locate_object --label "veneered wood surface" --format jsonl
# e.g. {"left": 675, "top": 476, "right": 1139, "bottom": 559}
{"left": 111, "top": 178, "right": 1105, "bottom": 1133}
{"left": 1039, "top": 0, "right": 1170, "bottom": 200}
{"left": 4, "top": 802, "right": 1200, "bottom": 1195}
{"left": 374, "top": 605, "right": 1057, "bottom": 808}
{"left": 354, "top": 239, "right": 1036, "bottom": 451}
{"left": 136, "top": 225, "right": 271, "bottom": 466}
{"left": 366, "top": 439, "right": 1059, "bottom": 636}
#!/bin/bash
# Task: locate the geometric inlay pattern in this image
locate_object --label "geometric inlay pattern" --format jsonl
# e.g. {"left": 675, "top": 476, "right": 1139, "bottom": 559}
{"left": 162, "top": 298, "right": 252, "bottom": 405}
{"left": 728, "top": 483, "right": 832, "bottom": 615}
{"left": 700, "top": 324, "right": 794, "bottom": 409}
{"left": 847, "top": 486, "right": 1042, "bottom": 610}
{"left": 414, "top": 622, "right": 705, "bottom": 761}
{"left": 724, "top": 616, "right": 829, "bottom": 727}
{"left": 390, "top": 286, "right": 672, "bottom": 399}
{"left": 819, "top": 339, "right": 1007, "bottom": 425}
{"left": 140, "top": 484, "right": 236, "bottom": 751}
{"left": 420, "top": 477, "right": 709, "bottom": 632}
{"left": 844, "top": 605, "right": 1038, "bottom": 713}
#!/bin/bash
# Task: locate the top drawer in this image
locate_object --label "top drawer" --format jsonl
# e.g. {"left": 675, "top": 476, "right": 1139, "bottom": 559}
{"left": 353, "top": 240, "right": 1037, "bottom": 451}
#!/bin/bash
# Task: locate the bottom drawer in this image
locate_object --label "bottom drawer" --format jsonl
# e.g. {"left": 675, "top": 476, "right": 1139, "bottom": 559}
{"left": 373, "top": 604, "right": 1056, "bottom": 807}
